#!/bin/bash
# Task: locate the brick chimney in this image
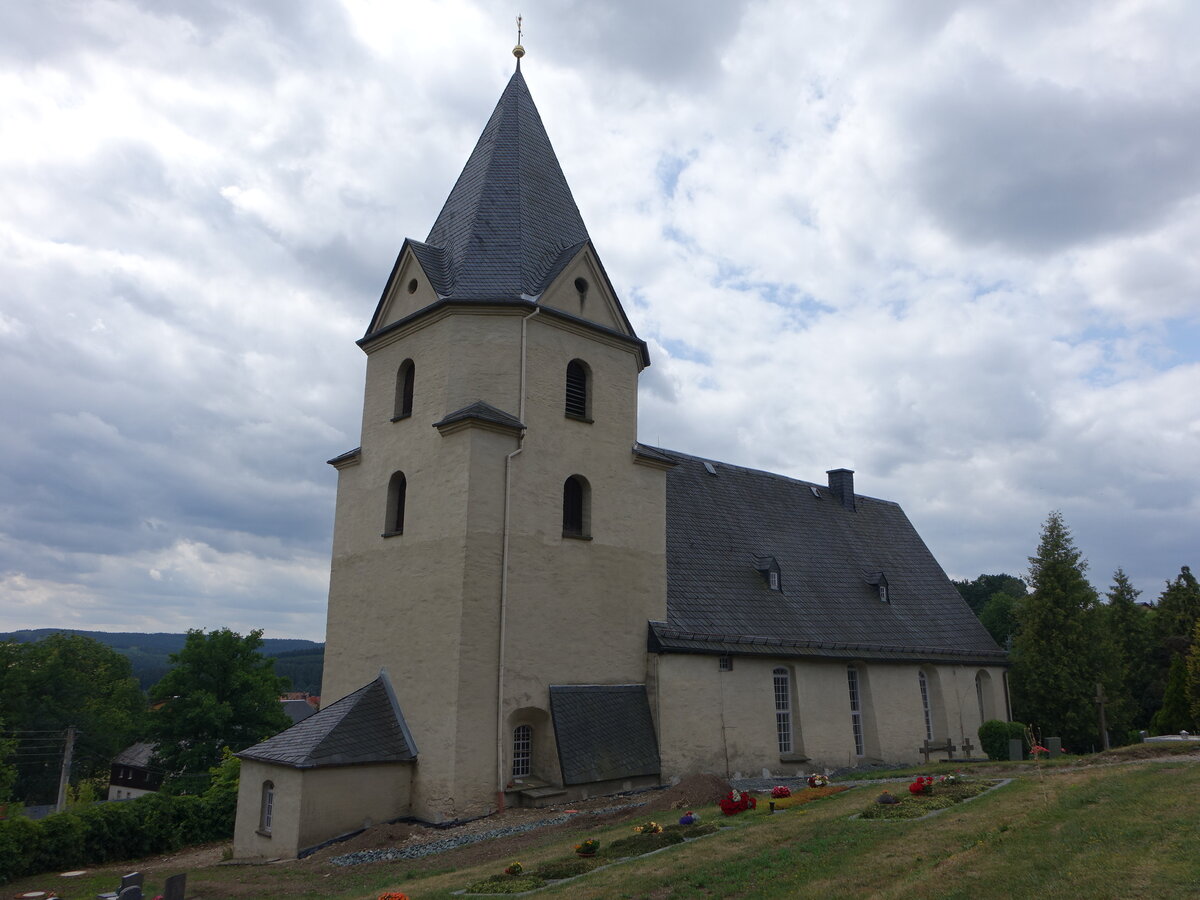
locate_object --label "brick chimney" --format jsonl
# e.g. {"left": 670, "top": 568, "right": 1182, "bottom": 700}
{"left": 826, "top": 468, "right": 856, "bottom": 511}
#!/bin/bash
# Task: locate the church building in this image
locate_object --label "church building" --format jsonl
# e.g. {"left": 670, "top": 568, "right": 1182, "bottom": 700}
{"left": 233, "top": 54, "right": 1009, "bottom": 860}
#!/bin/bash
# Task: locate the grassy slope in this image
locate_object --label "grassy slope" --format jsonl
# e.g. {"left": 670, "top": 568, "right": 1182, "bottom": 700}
{"left": 8, "top": 761, "right": 1199, "bottom": 899}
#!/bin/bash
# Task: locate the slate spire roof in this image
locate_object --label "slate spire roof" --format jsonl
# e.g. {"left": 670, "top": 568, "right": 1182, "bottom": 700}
{"left": 415, "top": 66, "right": 591, "bottom": 302}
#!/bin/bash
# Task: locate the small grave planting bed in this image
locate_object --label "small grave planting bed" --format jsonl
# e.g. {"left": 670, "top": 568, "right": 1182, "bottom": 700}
{"left": 768, "top": 785, "right": 852, "bottom": 809}
{"left": 858, "top": 778, "right": 1007, "bottom": 820}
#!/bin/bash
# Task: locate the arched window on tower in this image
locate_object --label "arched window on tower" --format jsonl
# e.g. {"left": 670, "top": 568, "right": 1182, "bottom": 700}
{"left": 562, "top": 475, "right": 590, "bottom": 538}
{"left": 565, "top": 359, "right": 591, "bottom": 420}
{"left": 512, "top": 724, "right": 532, "bottom": 778}
{"left": 393, "top": 359, "right": 415, "bottom": 420}
{"left": 384, "top": 471, "right": 407, "bottom": 536}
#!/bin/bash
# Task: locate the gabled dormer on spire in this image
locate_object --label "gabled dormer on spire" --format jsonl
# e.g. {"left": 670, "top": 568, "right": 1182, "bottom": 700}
{"left": 365, "top": 68, "right": 642, "bottom": 355}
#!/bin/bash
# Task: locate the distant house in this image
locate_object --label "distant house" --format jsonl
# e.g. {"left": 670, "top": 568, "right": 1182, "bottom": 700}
{"left": 107, "top": 742, "right": 163, "bottom": 800}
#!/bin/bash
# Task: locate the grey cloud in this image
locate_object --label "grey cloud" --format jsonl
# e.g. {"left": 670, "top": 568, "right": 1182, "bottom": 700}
{"left": 902, "top": 61, "right": 1200, "bottom": 253}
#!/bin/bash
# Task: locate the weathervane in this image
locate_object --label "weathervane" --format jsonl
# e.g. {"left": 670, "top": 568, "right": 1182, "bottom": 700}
{"left": 513, "top": 13, "right": 525, "bottom": 61}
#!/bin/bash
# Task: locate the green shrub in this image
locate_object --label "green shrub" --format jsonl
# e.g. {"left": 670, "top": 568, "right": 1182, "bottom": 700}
{"left": 464, "top": 875, "right": 546, "bottom": 894}
{"left": 0, "top": 776, "right": 238, "bottom": 886}
{"left": 979, "top": 719, "right": 1029, "bottom": 760}
{"left": 533, "top": 856, "right": 600, "bottom": 879}
{"left": 608, "top": 830, "right": 685, "bottom": 854}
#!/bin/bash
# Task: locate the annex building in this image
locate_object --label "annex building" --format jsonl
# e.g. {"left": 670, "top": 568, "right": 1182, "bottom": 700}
{"left": 233, "top": 57, "right": 1009, "bottom": 860}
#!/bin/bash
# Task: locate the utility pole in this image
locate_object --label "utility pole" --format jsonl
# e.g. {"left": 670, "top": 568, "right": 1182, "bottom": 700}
{"left": 55, "top": 725, "right": 76, "bottom": 813}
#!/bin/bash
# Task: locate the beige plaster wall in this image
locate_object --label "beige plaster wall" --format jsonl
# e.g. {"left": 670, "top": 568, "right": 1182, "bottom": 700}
{"left": 537, "top": 248, "right": 625, "bottom": 332}
{"left": 234, "top": 761, "right": 303, "bottom": 859}
{"left": 234, "top": 761, "right": 412, "bottom": 859}
{"left": 655, "top": 655, "right": 1011, "bottom": 777}
{"left": 321, "top": 298, "right": 665, "bottom": 822}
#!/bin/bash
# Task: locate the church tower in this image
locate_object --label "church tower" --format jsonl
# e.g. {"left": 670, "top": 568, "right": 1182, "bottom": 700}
{"left": 319, "top": 60, "right": 669, "bottom": 822}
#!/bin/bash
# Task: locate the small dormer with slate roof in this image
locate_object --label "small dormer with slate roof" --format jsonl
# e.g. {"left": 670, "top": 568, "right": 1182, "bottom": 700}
{"left": 754, "top": 555, "right": 783, "bottom": 592}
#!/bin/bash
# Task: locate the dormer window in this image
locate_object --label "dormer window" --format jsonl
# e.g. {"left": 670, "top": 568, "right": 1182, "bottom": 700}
{"left": 865, "top": 571, "right": 890, "bottom": 603}
{"left": 754, "top": 555, "right": 782, "bottom": 591}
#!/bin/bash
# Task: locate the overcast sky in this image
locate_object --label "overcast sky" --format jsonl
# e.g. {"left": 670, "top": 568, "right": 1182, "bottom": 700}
{"left": 2, "top": 0, "right": 1198, "bottom": 640}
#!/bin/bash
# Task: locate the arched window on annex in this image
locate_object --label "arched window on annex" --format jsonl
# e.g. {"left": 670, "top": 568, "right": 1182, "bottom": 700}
{"left": 564, "top": 359, "right": 592, "bottom": 422}
{"left": 393, "top": 359, "right": 415, "bottom": 421}
{"left": 847, "top": 665, "right": 866, "bottom": 758}
{"left": 562, "top": 475, "right": 591, "bottom": 539}
{"left": 384, "top": 471, "right": 407, "bottom": 537}
{"left": 918, "top": 670, "right": 933, "bottom": 742}
{"left": 512, "top": 724, "right": 532, "bottom": 779}
{"left": 258, "top": 780, "right": 274, "bottom": 836}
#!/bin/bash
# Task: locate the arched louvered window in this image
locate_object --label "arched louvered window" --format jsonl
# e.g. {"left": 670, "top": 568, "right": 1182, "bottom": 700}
{"left": 565, "top": 359, "right": 590, "bottom": 420}
{"left": 394, "top": 359, "right": 415, "bottom": 420}
{"left": 562, "top": 475, "right": 590, "bottom": 538}
{"left": 512, "top": 724, "right": 532, "bottom": 778}
{"left": 385, "top": 471, "right": 407, "bottom": 536}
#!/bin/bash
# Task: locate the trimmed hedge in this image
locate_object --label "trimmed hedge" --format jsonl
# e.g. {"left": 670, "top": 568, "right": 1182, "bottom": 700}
{"left": 0, "top": 785, "right": 236, "bottom": 885}
{"left": 979, "top": 719, "right": 1029, "bottom": 761}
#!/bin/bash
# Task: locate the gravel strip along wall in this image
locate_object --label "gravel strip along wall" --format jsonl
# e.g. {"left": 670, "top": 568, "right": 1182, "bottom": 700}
{"left": 329, "top": 804, "right": 641, "bottom": 867}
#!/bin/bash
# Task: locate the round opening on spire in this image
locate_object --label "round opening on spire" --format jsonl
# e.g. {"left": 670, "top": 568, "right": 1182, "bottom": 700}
{"left": 574, "top": 277, "right": 588, "bottom": 296}
{"left": 407, "top": 278, "right": 418, "bottom": 294}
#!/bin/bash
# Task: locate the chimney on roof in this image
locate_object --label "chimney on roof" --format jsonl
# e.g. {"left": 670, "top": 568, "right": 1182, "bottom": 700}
{"left": 827, "top": 468, "right": 856, "bottom": 511}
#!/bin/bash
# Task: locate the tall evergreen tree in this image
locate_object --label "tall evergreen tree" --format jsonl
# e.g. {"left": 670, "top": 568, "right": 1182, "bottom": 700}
{"left": 1105, "top": 568, "right": 1154, "bottom": 730}
{"left": 1155, "top": 566, "right": 1200, "bottom": 656}
{"left": 1010, "top": 512, "right": 1115, "bottom": 751}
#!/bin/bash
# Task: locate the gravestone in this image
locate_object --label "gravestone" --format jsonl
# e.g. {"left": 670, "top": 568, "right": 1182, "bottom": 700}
{"left": 1046, "top": 737, "right": 1062, "bottom": 757}
{"left": 1008, "top": 738, "right": 1023, "bottom": 761}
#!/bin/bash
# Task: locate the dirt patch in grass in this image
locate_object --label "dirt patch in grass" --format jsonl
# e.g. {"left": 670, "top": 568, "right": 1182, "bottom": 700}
{"left": 642, "top": 773, "right": 733, "bottom": 812}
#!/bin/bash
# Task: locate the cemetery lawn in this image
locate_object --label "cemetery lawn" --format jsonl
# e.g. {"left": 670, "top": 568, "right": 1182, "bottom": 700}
{"left": 6, "top": 756, "right": 1199, "bottom": 899}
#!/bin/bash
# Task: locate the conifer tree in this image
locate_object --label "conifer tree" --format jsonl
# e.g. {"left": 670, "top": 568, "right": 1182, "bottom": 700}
{"left": 1155, "top": 566, "right": 1200, "bottom": 656}
{"left": 1010, "top": 512, "right": 1115, "bottom": 750}
{"left": 1105, "top": 568, "right": 1153, "bottom": 730}
{"left": 1151, "top": 654, "right": 1195, "bottom": 734}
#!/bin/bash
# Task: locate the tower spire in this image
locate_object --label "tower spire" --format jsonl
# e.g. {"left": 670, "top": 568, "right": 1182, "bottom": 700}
{"left": 513, "top": 14, "right": 525, "bottom": 69}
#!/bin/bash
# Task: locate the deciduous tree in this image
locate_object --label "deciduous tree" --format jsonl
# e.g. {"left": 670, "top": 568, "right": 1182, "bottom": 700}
{"left": 148, "top": 628, "right": 289, "bottom": 789}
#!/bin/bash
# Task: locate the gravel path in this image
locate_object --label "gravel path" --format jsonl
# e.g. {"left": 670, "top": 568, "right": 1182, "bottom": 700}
{"left": 328, "top": 804, "right": 641, "bottom": 867}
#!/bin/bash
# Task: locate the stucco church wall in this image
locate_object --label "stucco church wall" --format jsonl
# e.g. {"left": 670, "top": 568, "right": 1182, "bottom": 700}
{"left": 655, "top": 655, "right": 1011, "bottom": 778}
{"left": 234, "top": 761, "right": 412, "bottom": 859}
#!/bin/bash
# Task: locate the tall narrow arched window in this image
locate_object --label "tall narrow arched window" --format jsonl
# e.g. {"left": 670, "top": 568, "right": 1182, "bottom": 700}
{"left": 773, "top": 667, "right": 792, "bottom": 754}
{"left": 976, "top": 670, "right": 994, "bottom": 724}
{"left": 565, "top": 359, "right": 591, "bottom": 420}
{"left": 847, "top": 666, "right": 865, "bottom": 757}
{"left": 918, "top": 670, "right": 933, "bottom": 742}
{"left": 259, "top": 780, "right": 274, "bottom": 834}
{"left": 562, "top": 475, "right": 590, "bottom": 538}
{"left": 384, "top": 471, "right": 407, "bottom": 536}
{"left": 512, "top": 724, "right": 532, "bottom": 778}
{"left": 394, "top": 359, "right": 415, "bottom": 420}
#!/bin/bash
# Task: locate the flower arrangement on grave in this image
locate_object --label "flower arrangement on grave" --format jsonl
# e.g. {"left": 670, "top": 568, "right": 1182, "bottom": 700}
{"left": 909, "top": 775, "right": 934, "bottom": 795}
{"left": 378, "top": 893, "right": 410, "bottom": 900}
{"left": 503, "top": 861, "right": 523, "bottom": 876}
{"left": 771, "top": 785, "right": 792, "bottom": 798}
{"left": 575, "top": 838, "right": 600, "bottom": 856}
{"left": 1031, "top": 743, "right": 1049, "bottom": 759}
{"left": 938, "top": 774, "right": 961, "bottom": 786}
{"left": 633, "top": 820, "right": 663, "bottom": 834}
{"left": 718, "top": 789, "right": 757, "bottom": 816}
{"left": 807, "top": 773, "right": 830, "bottom": 788}
{"left": 875, "top": 790, "right": 899, "bottom": 804}
{"left": 678, "top": 811, "right": 700, "bottom": 825}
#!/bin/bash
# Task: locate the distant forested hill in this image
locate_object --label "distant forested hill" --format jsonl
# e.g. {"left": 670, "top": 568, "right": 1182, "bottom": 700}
{"left": 0, "top": 628, "right": 324, "bottom": 694}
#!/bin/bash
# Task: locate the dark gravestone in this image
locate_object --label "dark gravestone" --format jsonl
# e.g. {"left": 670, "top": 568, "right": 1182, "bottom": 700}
{"left": 1008, "top": 738, "right": 1023, "bottom": 761}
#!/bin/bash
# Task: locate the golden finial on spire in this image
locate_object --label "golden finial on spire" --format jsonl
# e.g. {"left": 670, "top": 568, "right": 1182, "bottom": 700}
{"left": 513, "top": 14, "right": 525, "bottom": 60}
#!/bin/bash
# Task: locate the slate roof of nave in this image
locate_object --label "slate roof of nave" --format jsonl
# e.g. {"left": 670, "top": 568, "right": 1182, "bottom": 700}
{"left": 651, "top": 450, "right": 1007, "bottom": 665}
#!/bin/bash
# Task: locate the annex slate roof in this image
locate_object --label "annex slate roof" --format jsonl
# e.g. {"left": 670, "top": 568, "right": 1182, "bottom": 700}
{"left": 238, "top": 673, "right": 417, "bottom": 770}
{"left": 549, "top": 685, "right": 660, "bottom": 786}
{"left": 654, "top": 451, "right": 1007, "bottom": 665}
